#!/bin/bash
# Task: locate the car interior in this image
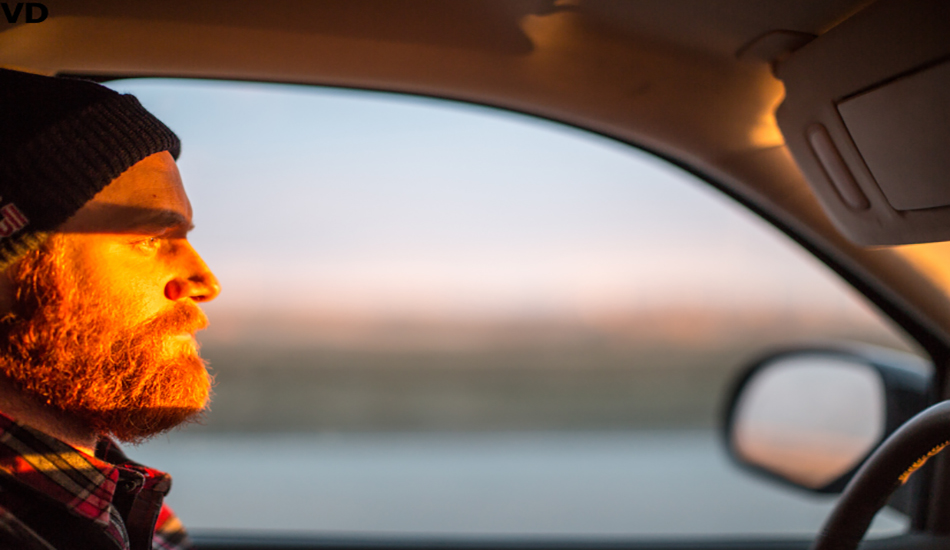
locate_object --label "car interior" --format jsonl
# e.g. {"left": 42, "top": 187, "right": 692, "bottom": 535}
{"left": 2, "top": 1, "right": 950, "bottom": 549}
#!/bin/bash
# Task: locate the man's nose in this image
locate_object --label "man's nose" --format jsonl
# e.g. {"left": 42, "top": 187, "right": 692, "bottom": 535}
{"left": 164, "top": 241, "right": 221, "bottom": 303}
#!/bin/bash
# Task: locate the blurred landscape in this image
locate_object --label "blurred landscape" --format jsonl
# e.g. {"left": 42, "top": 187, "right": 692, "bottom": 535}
{"left": 148, "top": 306, "right": 916, "bottom": 536}
{"left": 186, "top": 306, "right": 914, "bottom": 433}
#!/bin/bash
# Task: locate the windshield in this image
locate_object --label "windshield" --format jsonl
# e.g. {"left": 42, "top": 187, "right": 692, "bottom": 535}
{"left": 107, "top": 78, "right": 919, "bottom": 538}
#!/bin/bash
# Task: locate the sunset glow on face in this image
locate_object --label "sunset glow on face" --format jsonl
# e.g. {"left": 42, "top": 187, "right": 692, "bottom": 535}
{"left": 0, "top": 152, "right": 220, "bottom": 442}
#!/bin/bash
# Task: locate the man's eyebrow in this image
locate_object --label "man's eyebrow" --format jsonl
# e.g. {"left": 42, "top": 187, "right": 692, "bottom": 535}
{"left": 127, "top": 209, "right": 194, "bottom": 233}
{"left": 58, "top": 204, "right": 196, "bottom": 235}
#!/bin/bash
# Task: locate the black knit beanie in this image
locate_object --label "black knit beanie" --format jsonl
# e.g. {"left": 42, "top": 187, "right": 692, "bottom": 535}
{"left": 0, "top": 69, "right": 181, "bottom": 269}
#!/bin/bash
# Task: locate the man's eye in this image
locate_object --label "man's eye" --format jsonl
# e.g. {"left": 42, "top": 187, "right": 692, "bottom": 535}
{"left": 135, "top": 236, "right": 162, "bottom": 252}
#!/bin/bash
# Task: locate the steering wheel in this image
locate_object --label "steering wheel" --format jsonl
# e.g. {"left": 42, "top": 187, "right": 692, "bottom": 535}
{"left": 811, "top": 400, "right": 950, "bottom": 550}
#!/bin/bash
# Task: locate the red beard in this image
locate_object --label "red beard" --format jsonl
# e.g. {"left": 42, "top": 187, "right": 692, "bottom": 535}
{"left": 0, "top": 237, "right": 212, "bottom": 442}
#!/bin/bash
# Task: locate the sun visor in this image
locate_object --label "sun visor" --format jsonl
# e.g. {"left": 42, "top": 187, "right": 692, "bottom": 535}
{"left": 775, "top": 0, "right": 950, "bottom": 245}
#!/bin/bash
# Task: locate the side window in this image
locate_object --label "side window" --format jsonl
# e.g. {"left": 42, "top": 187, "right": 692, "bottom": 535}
{"left": 112, "top": 79, "right": 917, "bottom": 537}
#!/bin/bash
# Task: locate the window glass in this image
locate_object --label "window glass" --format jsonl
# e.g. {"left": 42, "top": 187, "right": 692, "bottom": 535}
{"left": 108, "top": 79, "right": 917, "bottom": 537}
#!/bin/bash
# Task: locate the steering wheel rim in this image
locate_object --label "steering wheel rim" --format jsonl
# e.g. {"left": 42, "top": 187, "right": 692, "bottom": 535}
{"left": 811, "top": 400, "right": 950, "bottom": 550}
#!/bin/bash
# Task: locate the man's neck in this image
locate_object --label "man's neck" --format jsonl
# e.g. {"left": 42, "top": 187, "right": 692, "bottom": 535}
{"left": 0, "top": 377, "right": 98, "bottom": 455}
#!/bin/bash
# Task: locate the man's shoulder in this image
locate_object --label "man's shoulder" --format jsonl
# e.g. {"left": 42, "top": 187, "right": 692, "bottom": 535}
{"left": 0, "top": 475, "right": 194, "bottom": 550}
{"left": 0, "top": 477, "right": 115, "bottom": 550}
{"left": 0, "top": 500, "right": 58, "bottom": 549}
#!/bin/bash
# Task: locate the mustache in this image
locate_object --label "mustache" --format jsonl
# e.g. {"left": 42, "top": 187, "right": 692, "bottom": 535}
{"left": 141, "top": 301, "right": 209, "bottom": 336}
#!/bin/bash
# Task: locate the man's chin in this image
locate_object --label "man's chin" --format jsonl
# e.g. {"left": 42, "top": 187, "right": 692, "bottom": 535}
{"left": 69, "top": 353, "right": 213, "bottom": 443}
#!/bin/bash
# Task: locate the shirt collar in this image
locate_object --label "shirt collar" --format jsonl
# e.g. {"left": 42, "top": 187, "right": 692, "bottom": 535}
{"left": 0, "top": 412, "right": 170, "bottom": 527}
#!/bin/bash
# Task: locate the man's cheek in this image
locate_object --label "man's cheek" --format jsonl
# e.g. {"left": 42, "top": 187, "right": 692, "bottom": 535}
{"left": 92, "top": 243, "right": 171, "bottom": 320}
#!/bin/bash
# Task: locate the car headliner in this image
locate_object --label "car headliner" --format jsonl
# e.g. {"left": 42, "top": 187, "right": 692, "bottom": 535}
{"left": 2, "top": 0, "right": 949, "bottom": 351}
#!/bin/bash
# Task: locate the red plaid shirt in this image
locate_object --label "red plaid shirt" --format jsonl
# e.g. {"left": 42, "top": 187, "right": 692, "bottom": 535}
{"left": 0, "top": 412, "right": 192, "bottom": 550}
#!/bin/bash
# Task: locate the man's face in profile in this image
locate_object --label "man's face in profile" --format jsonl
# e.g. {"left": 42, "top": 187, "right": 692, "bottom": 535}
{"left": 0, "top": 151, "right": 220, "bottom": 442}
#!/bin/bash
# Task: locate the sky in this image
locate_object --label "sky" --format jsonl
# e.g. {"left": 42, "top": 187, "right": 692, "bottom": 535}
{"left": 106, "top": 78, "right": 883, "bottom": 324}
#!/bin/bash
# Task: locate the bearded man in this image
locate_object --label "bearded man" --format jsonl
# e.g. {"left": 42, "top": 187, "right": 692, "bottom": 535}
{"left": 0, "top": 69, "right": 219, "bottom": 549}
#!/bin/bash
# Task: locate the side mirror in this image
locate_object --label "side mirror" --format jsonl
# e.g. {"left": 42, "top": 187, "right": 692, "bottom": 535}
{"left": 723, "top": 346, "right": 931, "bottom": 494}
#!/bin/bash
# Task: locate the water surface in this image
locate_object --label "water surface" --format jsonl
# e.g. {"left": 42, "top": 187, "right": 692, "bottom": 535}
{"left": 133, "top": 431, "right": 906, "bottom": 537}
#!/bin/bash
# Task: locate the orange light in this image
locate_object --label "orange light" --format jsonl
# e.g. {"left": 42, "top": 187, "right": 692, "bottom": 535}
{"left": 896, "top": 241, "right": 950, "bottom": 296}
{"left": 749, "top": 81, "right": 786, "bottom": 148}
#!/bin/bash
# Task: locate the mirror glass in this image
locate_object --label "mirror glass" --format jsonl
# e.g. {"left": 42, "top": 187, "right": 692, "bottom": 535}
{"left": 731, "top": 355, "right": 886, "bottom": 489}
